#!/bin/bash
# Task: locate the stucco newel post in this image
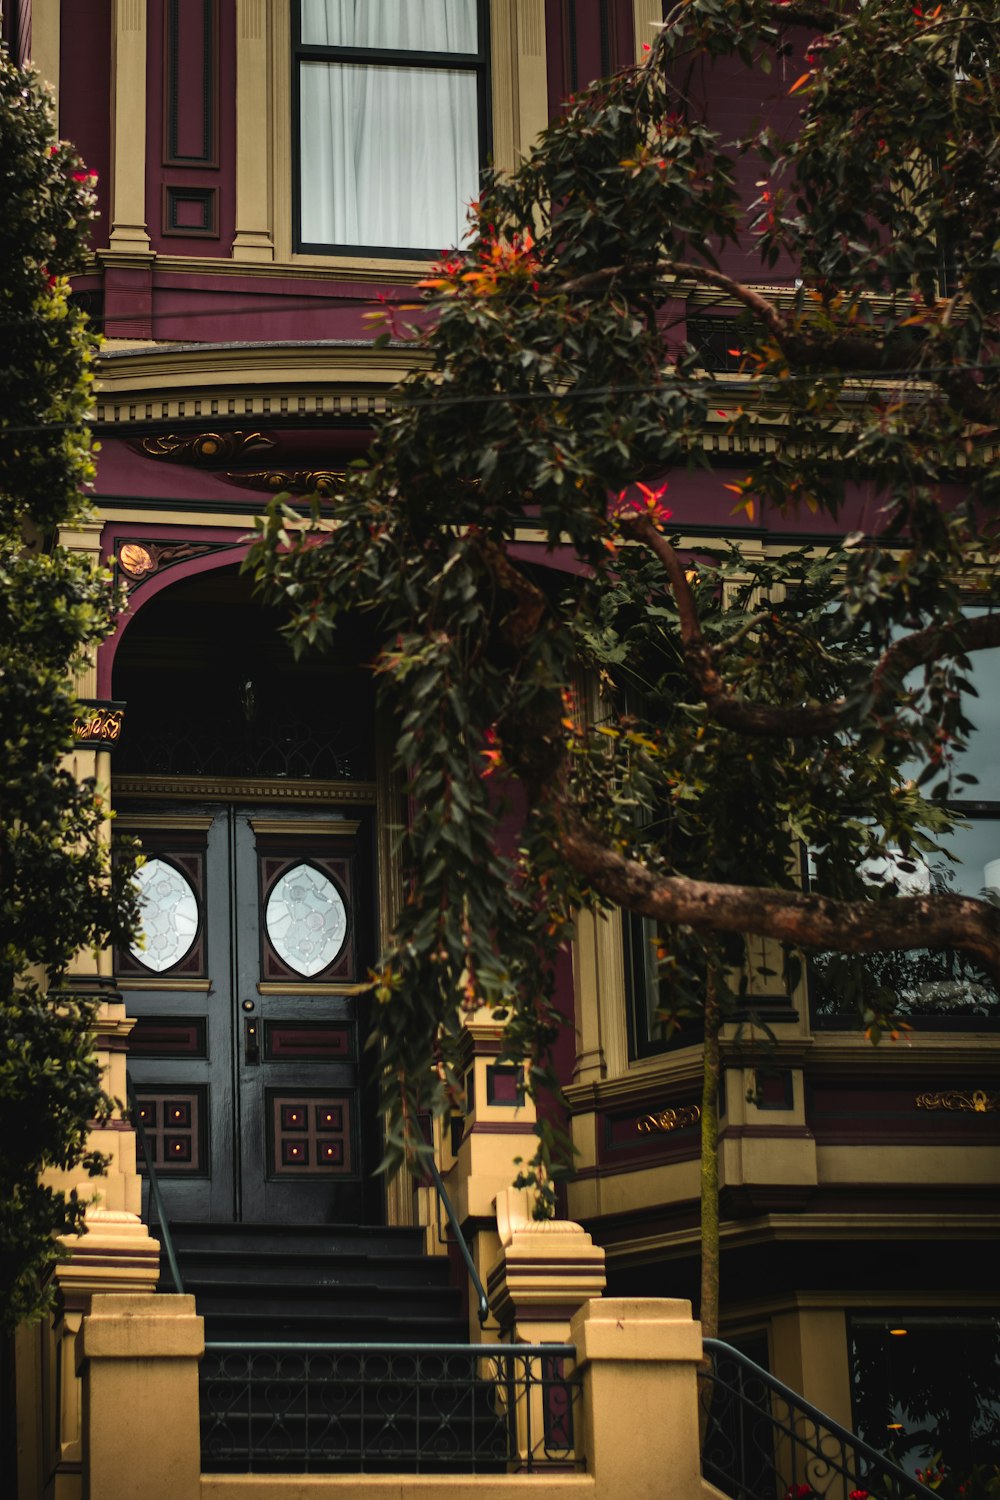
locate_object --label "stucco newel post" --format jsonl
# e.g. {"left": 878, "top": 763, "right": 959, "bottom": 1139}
{"left": 487, "top": 1188, "right": 608, "bottom": 1346}
{"left": 571, "top": 1298, "right": 706, "bottom": 1500}
{"left": 77, "top": 1294, "right": 204, "bottom": 1500}
{"left": 487, "top": 1188, "right": 607, "bottom": 1471}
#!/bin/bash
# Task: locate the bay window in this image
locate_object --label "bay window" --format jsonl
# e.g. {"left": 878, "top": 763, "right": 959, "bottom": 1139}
{"left": 294, "top": 0, "right": 488, "bottom": 256}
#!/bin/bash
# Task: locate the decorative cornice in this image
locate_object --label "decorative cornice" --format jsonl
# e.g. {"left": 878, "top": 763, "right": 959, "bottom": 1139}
{"left": 113, "top": 774, "right": 377, "bottom": 805}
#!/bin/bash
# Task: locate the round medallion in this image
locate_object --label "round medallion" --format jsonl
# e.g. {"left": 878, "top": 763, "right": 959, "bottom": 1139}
{"left": 265, "top": 863, "right": 347, "bottom": 977}
{"left": 130, "top": 858, "right": 199, "bottom": 972}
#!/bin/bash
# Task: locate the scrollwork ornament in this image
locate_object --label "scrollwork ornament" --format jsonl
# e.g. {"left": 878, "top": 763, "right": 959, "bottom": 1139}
{"left": 915, "top": 1089, "right": 999, "bottom": 1113}
{"left": 72, "top": 706, "right": 124, "bottom": 745}
{"left": 138, "top": 431, "right": 277, "bottom": 465}
{"left": 636, "top": 1103, "right": 701, "bottom": 1135}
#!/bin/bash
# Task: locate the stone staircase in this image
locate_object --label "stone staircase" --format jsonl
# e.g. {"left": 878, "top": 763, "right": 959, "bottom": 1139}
{"left": 161, "top": 1222, "right": 510, "bottom": 1473}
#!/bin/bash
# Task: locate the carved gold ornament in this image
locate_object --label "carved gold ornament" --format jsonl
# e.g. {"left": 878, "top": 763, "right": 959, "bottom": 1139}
{"left": 223, "top": 469, "right": 345, "bottom": 496}
{"left": 72, "top": 707, "right": 124, "bottom": 743}
{"left": 915, "top": 1090, "right": 999, "bottom": 1114}
{"left": 139, "top": 431, "right": 277, "bottom": 465}
{"left": 636, "top": 1104, "right": 702, "bottom": 1134}
{"left": 117, "top": 542, "right": 156, "bottom": 580}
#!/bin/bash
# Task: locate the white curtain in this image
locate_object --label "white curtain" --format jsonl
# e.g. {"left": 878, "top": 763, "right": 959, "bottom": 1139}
{"left": 299, "top": 0, "right": 480, "bottom": 252}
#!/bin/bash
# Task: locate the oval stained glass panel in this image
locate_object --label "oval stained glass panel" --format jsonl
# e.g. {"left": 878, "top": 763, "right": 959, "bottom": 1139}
{"left": 130, "top": 858, "right": 199, "bottom": 973}
{"left": 265, "top": 864, "right": 348, "bottom": 977}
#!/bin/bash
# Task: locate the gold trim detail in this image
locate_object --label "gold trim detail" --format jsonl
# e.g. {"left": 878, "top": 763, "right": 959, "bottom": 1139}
{"left": 916, "top": 1090, "right": 999, "bottom": 1114}
{"left": 250, "top": 819, "right": 361, "bottom": 837}
{"left": 114, "top": 775, "right": 377, "bottom": 805}
{"left": 139, "top": 430, "right": 276, "bottom": 465}
{"left": 636, "top": 1104, "right": 702, "bottom": 1135}
{"left": 73, "top": 707, "right": 123, "bottom": 743}
{"left": 117, "top": 979, "right": 212, "bottom": 992}
{"left": 257, "top": 982, "right": 366, "bottom": 996}
{"left": 114, "top": 814, "right": 214, "bottom": 831}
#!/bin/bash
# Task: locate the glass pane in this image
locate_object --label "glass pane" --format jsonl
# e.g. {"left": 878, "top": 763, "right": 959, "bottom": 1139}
{"left": 266, "top": 864, "right": 348, "bottom": 977}
{"left": 951, "top": 631, "right": 1000, "bottom": 802}
{"left": 300, "top": 60, "right": 479, "bottom": 250}
{"left": 928, "top": 817, "right": 1000, "bottom": 900}
{"left": 850, "top": 1316, "right": 1000, "bottom": 1478}
{"left": 300, "top": 0, "right": 478, "bottom": 52}
{"left": 130, "top": 858, "right": 199, "bottom": 973}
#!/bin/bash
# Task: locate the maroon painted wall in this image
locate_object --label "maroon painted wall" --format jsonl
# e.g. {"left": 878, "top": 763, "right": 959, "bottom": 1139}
{"left": 59, "top": 0, "right": 111, "bottom": 250}
{"left": 546, "top": 0, "right": 635, "bottom": 117}
{"left": 145, "top": 0, "right": 236, "bottom": 256}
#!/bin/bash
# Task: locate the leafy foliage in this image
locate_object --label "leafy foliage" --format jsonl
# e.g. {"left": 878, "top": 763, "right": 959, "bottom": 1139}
{"left": 249, "top": 0, "right": 1000, "bottom": 1196}
{"left": 0, "top": 51, "right": 133, "bottom": 1326}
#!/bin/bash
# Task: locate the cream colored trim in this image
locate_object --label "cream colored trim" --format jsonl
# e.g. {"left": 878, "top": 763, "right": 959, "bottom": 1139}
{"left": 115, "top": 815, "right": 215, "bottom": 831}
{"left": 109, "top": 0, "right": 151, "bottom": 252}
{"left": 572, "top": 909, "right": 629, "bottom": 1085}
{"left": 249, "top": 818, "right": 361, "bottom": 837}
{"left": 93, "top": 339, "right": 427, "bottom": 427}
{"left": 114, "top": 774, "right": 377, "bottom": 804}
{"left": 234, "top": 0, "right": 275, "bottom": 261}
{"left": 117, "top": 978, "right": 212, "bottom": 992}
{"left": 490, "top": 0, "right": 548, "bottom": 175}
{"left": 632, "top": 0, "right": 663, "bottom": 62}
{"left": 31, "top": 0, "right": 61, "bottom": 115}
{"left": 256, "top": 982, "right": 364, "bottom": 996}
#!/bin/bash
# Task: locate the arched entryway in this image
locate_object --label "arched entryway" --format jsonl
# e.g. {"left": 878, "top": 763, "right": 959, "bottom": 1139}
{"left": 109, "top": 566, "right": 385, "bottom": 1225}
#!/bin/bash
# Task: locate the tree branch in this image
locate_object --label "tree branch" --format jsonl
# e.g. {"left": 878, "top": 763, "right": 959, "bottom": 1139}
{"left": 553, "top": 807, "right": 1000, "bottom": 986}
{"left": 620, "top": 510, "right": 1000, "bottom": 739}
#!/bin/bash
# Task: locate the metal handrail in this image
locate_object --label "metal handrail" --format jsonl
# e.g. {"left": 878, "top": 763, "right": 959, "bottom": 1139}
{"left": 702, "top": 1338, "right": 938, "bottom": 1500}
{"left": 203, "top": 1341, "right": 574, "bottom": 1353}
{"left": 127, "top": 1077, "right": 185, "bottom": 1295}
{"left": 425, "top": 1154, "right": 490, "bottom": 1327}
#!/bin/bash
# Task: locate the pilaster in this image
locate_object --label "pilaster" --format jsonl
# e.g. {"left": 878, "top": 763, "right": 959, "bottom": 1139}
{"left": 109, "top": 0, "right": 151, "bottom": 255}
{"left": 233, "top": 0, "right": 274, "bottom": 261}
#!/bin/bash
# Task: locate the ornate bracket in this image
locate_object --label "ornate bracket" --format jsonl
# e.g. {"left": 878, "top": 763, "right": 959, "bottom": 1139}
{"left": 114, "top": 538, "right": 236, "bottom": 590}
{"left": 72, "top": 702, "right": 125, "bottom": 746}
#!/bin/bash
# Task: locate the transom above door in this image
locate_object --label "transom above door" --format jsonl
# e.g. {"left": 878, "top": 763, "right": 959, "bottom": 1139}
{"left": 118, "top": 802, "right": 378, "bottom": 1225}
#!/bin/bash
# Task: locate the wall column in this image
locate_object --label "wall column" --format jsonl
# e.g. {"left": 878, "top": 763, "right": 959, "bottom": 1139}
{"left": 632, "top": 0, "right": 663, "bottom": 62}
{"left": 108, "top": 0, "right": 150, "bottom": 253}
{"left": 31, "top": 0, "right": 62, "bottom": 114}
{"left": 233, "top": 0, "right": 274, "bottom": 261}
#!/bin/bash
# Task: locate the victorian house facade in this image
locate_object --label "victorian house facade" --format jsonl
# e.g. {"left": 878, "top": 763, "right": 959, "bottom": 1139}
{"left": 1, "top": 3, "right": 998, "bottom": 1498}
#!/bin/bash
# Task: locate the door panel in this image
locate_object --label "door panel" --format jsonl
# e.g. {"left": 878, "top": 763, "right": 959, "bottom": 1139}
{"left": 121, "top": 802, "right": 374, "bottom": 1224}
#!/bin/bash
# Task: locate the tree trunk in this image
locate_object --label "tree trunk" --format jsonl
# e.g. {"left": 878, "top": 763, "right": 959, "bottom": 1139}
{"left": 698, "top": 963, "right": 722, "bottom": 1441}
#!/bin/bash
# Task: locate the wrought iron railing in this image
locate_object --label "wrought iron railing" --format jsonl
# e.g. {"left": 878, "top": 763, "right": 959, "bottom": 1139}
{"left": 127, "top": 1076, "right": 184, "bottom": 1294}
{"left": 701, "top": 1339, "right": 937, "bottom": 1500}
{"left": 425, "top": 1154, "right": 490, "bottom": 1327}
{"left": 200, "top": 1341, "right": 581, "bottom": 1474}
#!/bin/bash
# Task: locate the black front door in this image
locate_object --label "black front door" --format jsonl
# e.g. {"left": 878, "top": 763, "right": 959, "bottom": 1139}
{"left": 119, "top": 802, "right": 378, "bottom": 1224}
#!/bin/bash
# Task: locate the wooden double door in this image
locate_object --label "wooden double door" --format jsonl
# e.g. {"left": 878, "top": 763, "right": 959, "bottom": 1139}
{"left": 119, "top": 801, "right": 378, "bottom": 1224}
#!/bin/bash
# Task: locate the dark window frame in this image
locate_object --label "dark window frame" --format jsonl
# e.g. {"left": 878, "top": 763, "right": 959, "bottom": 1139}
{"left": 292, "top": 0, "right": 492, "bottom": 259}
